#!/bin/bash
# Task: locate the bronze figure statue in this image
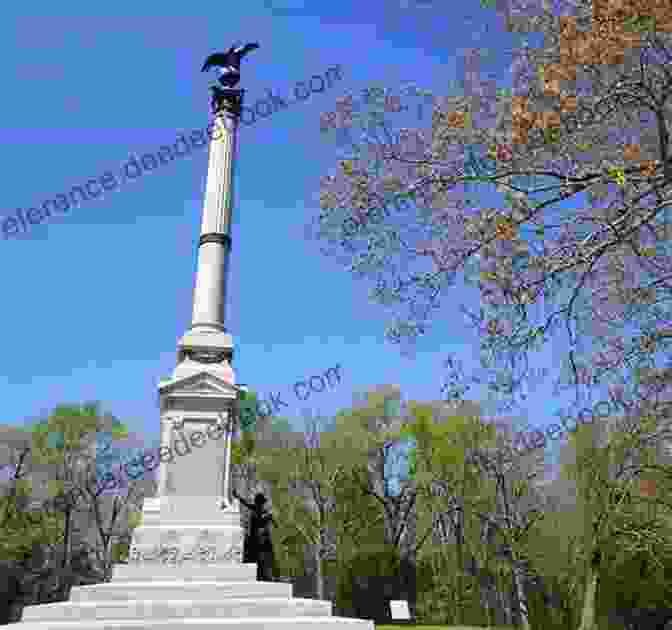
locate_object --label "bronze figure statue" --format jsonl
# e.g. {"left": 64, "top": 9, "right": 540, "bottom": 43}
{"left": 233, "top": 489, "right": 276, "bottom": 581}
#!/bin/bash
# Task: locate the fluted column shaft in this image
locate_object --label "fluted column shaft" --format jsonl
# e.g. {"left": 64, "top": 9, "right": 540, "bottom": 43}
{"left": 190, "top": 110, "right": 238, "bottom": 331}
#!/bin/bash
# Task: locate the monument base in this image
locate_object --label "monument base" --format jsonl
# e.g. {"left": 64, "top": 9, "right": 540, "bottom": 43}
{"left": 17, "top": 495, "right": 374, "bottom": 629}
{"left": 19, "top": 559, "right": 375, "bottom": 629}
{"left": 129, "top": 496, "right": 244, "bottom": 565}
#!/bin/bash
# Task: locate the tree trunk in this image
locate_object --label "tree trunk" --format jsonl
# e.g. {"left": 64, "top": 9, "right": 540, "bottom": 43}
{"left": 578, "top": 564, "right": 599, "bottom": 630}
{"left": 511, "top": 563, "right": 531, "bottom": 630}
{"left": 481, "top": 570, "right": 501, "bottom": 627}
{"left": 102, "top": 536, "right": 113, "bottom": 581}
{"left": 453, "top": 510, "right": 464, "bottom": 626}
{"left": 62, "top": 508, "right": 73, "bottom": 569}
{"left": 497, "top": 571, "right": 512, "bottom": 626}
{"left": 479, "top": 581, "right": 493, "bottom": 627}
{"left": 315, "top": 544, "right": 325, "bottom": 600}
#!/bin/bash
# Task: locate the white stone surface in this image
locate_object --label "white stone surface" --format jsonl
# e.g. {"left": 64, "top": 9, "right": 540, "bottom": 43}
{"left": 15, "top": 619, "right": 373, "bottom": 629}
{"left": 16, "top": 566, "right": 375, "bottom": 628}
{"left": 22, "top": 597, "right": 334, "bottom": 621}
{"left": 111, "top": 561, "right": 258, "bottom": 582}
{"left": 156, "top": 371, "right": 241, "bottom": 519}
{"left": 69, "top": 580, "right": 292, "bottom": 602}
{"left": 191, "top": 113, "right": 236, "bottom": 331}
{"left": 170, "top": 352, "right": 235, "bottom": 384}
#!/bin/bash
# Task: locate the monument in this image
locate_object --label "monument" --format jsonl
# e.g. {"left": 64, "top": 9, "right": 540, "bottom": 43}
{"left": 16, "top": 46, "right": 375, "bottom": 629}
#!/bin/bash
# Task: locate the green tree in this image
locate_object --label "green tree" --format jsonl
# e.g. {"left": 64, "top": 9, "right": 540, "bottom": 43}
{"left": 400, "top": 401, "right": 514, "bottom": 626}
{"left": 561, "top": 409, "right": 672, "bottom": 630}
{"left": 598, "top": 536, "right": 672, "bottom": 629}
{"left": 523, "top": 503, "right": 584, "bottom": 630}
{"left": 29, "top": 403, "right": 101, "bottom": 571}
{"left": 333, "top": 387, "right": 419, "bottom": 556}
{"left": 0, "top": 441, "right": 64, "bottom": 564}
{"left": 236, "top": 389, "right": 264, "bottom": 434}
{"left": 467, "top": 433, "right": 548, "bottom": 630}
{"left": 253, "top": 413, "right": 376, "bottom": 600}
{"left": 232, "top": 389, "right": 264, "bottom": 498}
{"left": 324, "top": 387, "right": 437, "bottom": 621}
{"left": 232, "top": 388, "right": 294, "bottom": 496}
{"left": 29, "top": 403, "right": 153, "bottom": 580}
{"left": 110, "top": 508, "right": 142, "bottom": 564}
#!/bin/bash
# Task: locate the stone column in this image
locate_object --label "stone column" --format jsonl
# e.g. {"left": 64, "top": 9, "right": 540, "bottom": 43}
{"left": 190, "top": 106, "right": 238, "bottom": 335}
{"left": 172, "top": 91, "right": 242, "bottom": 380}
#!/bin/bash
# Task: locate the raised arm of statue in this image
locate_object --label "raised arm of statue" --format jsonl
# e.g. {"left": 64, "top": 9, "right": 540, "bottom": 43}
{"left": 233, "top": 489, "right": 255, "bottom": 511}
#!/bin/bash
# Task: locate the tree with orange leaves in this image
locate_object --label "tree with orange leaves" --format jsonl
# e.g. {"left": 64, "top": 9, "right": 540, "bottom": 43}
{"left": 315, "top": 0, "right": 672, "bottom": 429}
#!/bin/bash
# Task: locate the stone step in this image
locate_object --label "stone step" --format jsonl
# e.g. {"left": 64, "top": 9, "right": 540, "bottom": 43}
{"left": 15, "top": 617, "right": 375, "bottom": 630}
{"left": 70, "top": 580, "right": 293, "bottom": 602}
{"left": 112, "top": 562, "right": 258, "bottom": 582}
{"left": 133, "top": 524, "right": 241, "bottom": 530}
{"left": 137, "top": 521, "right": 242, "bottom": 528}
{"left": 22, "top": 597, "right": 333, "bottom": 621}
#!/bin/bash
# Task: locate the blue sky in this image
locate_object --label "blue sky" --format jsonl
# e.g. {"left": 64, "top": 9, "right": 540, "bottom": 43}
{"left": 0, "top": 1, "right": 602, "bottom": 483}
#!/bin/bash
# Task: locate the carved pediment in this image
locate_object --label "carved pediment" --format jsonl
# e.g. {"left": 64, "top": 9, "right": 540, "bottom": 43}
{"left": 180, "top": 381, "right": 223, "bottom": 394}
{"left": 159, "top": 372, "right": 237, "bottom": 399}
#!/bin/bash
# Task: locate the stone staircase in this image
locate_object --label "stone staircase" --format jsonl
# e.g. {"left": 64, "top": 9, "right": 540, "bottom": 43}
{"left": 16, "top": 561, "right": 375, "bottom": 629}
{"left": 14, "top": 496, "right": 375, "bottom": 629}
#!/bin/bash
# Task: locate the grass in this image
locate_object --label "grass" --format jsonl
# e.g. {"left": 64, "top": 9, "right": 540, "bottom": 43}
{"left": 376, "top": 626, "right": 514, "bottom": 629}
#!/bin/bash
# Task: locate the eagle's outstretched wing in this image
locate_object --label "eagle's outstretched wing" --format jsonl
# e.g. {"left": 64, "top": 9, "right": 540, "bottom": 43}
{"left": 201, "top": 52, "right": 229, "bottom": 72}
{"left": 235, "top": 42, "right": 260, "bottom": 58}
{"left": 202, "top": 43, "right": 259, "bottom": 72}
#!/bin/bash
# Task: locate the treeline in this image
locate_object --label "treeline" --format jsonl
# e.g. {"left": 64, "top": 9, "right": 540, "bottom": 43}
{"left": 0, "top": 402, "right": 151, "bottom": 623}
{"left": 229, "top": 385, "right": 672, "bottom": 630}
{"left": 2, "top": 386, "right": 672, "bottom": 629}
{"left": 238, "top": 386, "right": 672, "bottom": 630}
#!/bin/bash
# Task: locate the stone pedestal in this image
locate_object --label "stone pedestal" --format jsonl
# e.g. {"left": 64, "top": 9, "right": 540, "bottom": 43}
{"left": 127, "top": 369, "right": 246, "bottom": 566}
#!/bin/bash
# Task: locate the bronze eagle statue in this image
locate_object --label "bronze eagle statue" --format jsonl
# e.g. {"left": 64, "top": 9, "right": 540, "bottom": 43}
{"left": 201, "top": 42, "right": 260, "bottom": 88}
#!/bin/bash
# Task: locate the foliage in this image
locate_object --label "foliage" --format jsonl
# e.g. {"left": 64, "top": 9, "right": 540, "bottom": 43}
{"left": 559, "top": 410, "right": 672, "bottom": 630}
{"left": 413, "top": 545, "right": 489, "bottom": 627}
{"left": 395, "top": 395, "right": 672, "bottom": 629}
{"left": 108, "top": 509, "right": 141, "bottom": 564}
{"left": 30, "top": 402, "right": 100, "bottom": 464}
{"left": 231, "top": 387, "right": 415, "bottom": 606}
{"left": 523, "top": 500, "right": 584, "bottom": 630}
{"left": 237, "top": 389, "right": 264, "bottom": 434}
{"left": 598, "top": 544, "right": 672, "bottom": 630}
{"left": 232, "top": 388, "right": 293, "bottom": 467}
{"left": 333, "top": 543, "right": 408, "bottom": 623}
{"left": 110, "top": 540, "right": 129, "bottom": 564}
{"left": 231, "top": 428, "right": 257, "bottom": 467}
{"left": 331, "top": 387, "right": 422, "bottom": 567}
{"left": 315, "top": 0, "right": 672, "bottom": 430}
{"left": 0, "top": 492, "right": 64, "bottom": 564}
{"left": 398, "top": 401, "right": 562, "bottom": 629}
{"left": 6, "top": 402, "right": 150, "bottom": 581}
{"left": 110, "top": 419, "right": 129, "bottom": 440}
{"left": 252, "top": 413, "right": 378, "bottom": 598}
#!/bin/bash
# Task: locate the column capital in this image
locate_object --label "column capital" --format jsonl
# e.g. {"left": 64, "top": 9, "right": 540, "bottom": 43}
{"left": 210, "top": 87, "right": 245, "bottom": 117}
